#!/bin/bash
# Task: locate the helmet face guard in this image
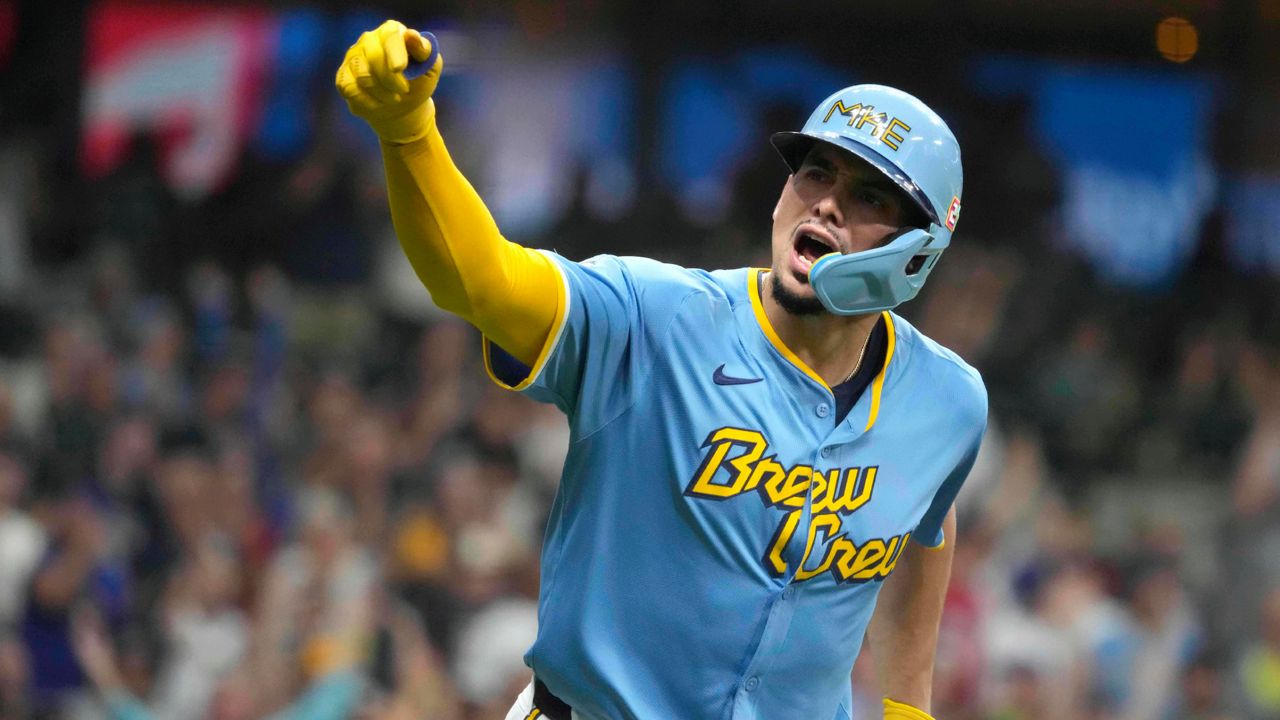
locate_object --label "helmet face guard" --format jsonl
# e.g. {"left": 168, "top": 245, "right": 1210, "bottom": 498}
{"left": 808, "top": 228, "right": 941, "bottom": 316}
{"left": 770, "top": 85, "right": 963, "bottom": 316}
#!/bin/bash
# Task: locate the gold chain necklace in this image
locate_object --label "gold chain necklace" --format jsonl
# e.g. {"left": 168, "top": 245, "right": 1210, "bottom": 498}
{"left": 759, "top": 272, "right": 874, "bottom": 387}
{"left": 841, "top": 324, "right": 875, "bottom": 385}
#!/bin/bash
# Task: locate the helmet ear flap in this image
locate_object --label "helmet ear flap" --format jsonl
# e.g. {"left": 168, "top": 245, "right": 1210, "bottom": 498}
{"left": 903, "top": 233, "right": 943, "bottom": 276}
{"left": 881, "top": 227, "right": 929, "bottom": 277}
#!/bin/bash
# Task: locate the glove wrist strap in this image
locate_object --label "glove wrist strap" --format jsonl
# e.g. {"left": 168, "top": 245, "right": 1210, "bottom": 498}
{"left": 374, "top": 98, "right": 437, "bottom": 146}
{"left": 883, "top": 697, "right": 935, "bottom": 720}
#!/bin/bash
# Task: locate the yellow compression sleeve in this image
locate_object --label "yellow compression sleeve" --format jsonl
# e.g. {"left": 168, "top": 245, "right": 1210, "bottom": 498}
{"left": 380, "top": 110, "right": 561, "bottom": 366}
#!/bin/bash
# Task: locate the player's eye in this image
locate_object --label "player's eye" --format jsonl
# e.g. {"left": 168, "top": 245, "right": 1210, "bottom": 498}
{"left": 802, "top": 167, "right": 833, "bottom": 184}
{"left": 858, "top": 190, "right": 887, "bottom": 209}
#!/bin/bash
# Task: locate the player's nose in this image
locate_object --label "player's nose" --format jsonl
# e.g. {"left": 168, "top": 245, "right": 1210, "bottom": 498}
{"left": 810, "top": 187, "right": 845, "bottom": 231}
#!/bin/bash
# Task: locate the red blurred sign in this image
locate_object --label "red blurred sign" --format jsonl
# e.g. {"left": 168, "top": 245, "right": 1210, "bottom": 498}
{"left": 81, "top": 1, "right": 278, "bottom": 198}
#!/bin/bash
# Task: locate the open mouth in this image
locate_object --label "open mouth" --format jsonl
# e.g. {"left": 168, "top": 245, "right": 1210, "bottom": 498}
{"left": 792, "top": 226, "right": 838, "bottom": 276}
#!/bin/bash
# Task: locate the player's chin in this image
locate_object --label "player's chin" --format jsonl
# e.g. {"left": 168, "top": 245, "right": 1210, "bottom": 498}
{"left": 771, "top": 270, "right": 826, "bottom": 316}
{"left": 778, "top": 259, "right": 815, "bottom": 293}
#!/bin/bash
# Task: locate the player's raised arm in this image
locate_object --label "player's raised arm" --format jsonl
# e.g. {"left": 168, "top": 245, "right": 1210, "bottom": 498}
{"left": 335, "top": 21, "right": 562, "bottom": 366}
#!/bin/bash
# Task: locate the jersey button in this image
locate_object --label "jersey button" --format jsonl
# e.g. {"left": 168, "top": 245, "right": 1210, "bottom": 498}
{"left": 745, "top": 676, "right": 760, "bottom": 692}
{"left": 821, "top": 446, "right": 833, "bottom": 458}
{"left": 816, "top": 403, "right": 830, "bottom": 418}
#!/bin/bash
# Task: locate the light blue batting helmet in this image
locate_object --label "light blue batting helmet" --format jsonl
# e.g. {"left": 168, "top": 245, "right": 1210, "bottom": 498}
{"left": 770, "top": 84, "right": 963, "bottom": 315}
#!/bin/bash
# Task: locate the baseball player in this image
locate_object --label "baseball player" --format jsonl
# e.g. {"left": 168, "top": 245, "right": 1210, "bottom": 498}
{"left": 337, "top": 21, "right": 985, "bottom": 720}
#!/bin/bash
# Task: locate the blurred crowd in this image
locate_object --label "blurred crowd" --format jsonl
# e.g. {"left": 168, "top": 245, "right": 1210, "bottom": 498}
{"left": 2, "top": 35, "right": 1280, "bottom": 720}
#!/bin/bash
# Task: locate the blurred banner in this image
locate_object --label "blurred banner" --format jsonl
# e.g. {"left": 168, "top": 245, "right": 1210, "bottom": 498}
{"left": 80, "top": 2, "right": 278, "bottom": 198}
{"left": 75, "top": 2, "right": 636, "bottom": 237}
{"left": 658, "top": 49, "right": 845, "bottom": 224}
{"left": 449, "top": 34, "right": 635, "bottom": 237}
{"left": 70, "top": 2, "right": 1280, "bottom": 281}
{"left": 976, "top": 58, "right": 1218, "bottom": 287}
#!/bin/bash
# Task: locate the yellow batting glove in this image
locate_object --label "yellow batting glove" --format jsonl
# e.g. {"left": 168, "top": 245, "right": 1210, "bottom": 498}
{"left": 335, "top": 20, "right": 443, "bottom": 144}
{"left": 884, "top": 697, "right": 935, "bottom": 720}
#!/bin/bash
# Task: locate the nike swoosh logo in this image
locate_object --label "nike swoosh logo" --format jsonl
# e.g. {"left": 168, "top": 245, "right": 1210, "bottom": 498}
{"left": 713, "top": 364, "right": 763, "bottom": 386}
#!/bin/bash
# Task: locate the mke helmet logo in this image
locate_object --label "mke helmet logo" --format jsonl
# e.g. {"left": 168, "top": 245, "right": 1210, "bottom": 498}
{"left": 684, "top": 427, "right": 910, "bottom": 585}
{"left": 823, "top": 100, "right": 913, "bottom": 151}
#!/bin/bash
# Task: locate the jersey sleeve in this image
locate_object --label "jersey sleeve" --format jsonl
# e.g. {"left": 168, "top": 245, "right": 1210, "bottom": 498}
{"left": 483, "top": 253, "right": 696, "bottom": 436}
{"left": 913, "top": 378, "right": 988, "bottom": 549}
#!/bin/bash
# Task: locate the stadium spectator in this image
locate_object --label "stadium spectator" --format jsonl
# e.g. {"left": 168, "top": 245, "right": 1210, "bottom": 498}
{"left": 1236, "top": 587, "right": 1280, "bottom": 720}
{"left": 0, "top": 453, "right": 43, "bottom": 631}
{"left": 250, "top": 488, "right": 377, "bottom": 714}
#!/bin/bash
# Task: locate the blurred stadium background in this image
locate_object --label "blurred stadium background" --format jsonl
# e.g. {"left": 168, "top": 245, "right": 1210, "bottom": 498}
{"left": 1, "top": 1, "right": 1279, "bottom": 718}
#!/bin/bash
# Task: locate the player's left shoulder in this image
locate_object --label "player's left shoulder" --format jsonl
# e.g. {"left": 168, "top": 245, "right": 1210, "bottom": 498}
{"left": 888, "top": 312, "right": 988, "bottom": 428}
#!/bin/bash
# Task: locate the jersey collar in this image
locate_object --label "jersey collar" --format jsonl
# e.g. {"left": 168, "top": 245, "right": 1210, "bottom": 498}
{"left": 746, "top": 268, "right": 897, "bottom": 432}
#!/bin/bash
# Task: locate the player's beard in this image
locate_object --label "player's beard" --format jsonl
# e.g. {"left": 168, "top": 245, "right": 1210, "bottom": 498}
{"left": 772, "top": 273, "right": 826, "bottom": 316}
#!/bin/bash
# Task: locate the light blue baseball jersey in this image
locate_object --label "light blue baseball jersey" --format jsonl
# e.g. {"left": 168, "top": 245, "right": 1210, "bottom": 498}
{"left": 485, "top": 252, "right": 987, "bottom": 720}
